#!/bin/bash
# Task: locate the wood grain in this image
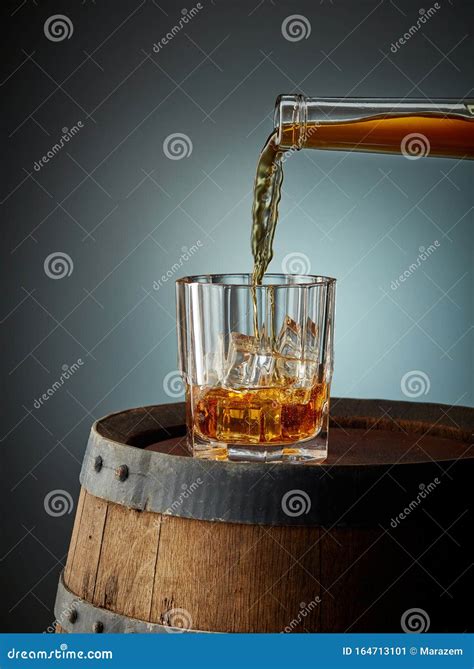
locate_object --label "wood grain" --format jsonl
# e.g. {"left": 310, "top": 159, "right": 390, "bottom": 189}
{"left": 92, "top": 502, "right": 160, "bottom": 621}
{"left": 58, "top": 489, "right": 471, "bottom": 632}
{"left": 150, "top": 518, "right": 322, "bottom": 632}
{"left": 63, "top": 490, "right": 107, "bottom": 601}
{"left": 57, "top": 400, "right": 473, "bottom": 633}
{"left": 63, "top": 487, "right": 85, "bottom": 585}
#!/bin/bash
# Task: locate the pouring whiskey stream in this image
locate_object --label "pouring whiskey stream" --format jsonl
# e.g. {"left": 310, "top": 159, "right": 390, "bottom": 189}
{"left": 252, "top": 95, "right": 474, "bottom": 283}
{"left": 179, "top": 95, "right": 473, "bottom": 461}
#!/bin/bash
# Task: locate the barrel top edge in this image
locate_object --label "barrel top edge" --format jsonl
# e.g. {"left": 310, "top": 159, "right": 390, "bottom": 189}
{"left": 331, "top": 396, "right": 474, "bottom": 414}
{"left": 94, "top": 397, "right": 474, "bottom": 426}
{"left": 87, "top": 398, "right": 474, "bottom": 472}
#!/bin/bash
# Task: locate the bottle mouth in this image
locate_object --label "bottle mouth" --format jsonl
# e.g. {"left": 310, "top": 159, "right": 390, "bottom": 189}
{"left": 274, "top": 94, "right": 306, "bottom": 148}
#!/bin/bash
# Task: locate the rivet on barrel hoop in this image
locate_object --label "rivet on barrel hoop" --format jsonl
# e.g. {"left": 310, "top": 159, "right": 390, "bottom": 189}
{"left": 67, "top": 608, "right": 77, "bottom": 624}
{"left": 92, "top": 621, "right": 104, "bottom": 633}
{"left": 94, "top": 456, "right": 103, "bottom": 473}
{"left": 115, "top": 464, "right": 129, "bottom": 482}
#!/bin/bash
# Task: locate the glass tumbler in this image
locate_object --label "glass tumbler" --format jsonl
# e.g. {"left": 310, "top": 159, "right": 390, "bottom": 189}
{"left": 176, "top": 274, "right": 335, "bottom": 463}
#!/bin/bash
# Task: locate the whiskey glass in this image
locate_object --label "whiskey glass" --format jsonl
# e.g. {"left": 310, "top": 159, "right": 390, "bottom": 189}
{"left": 176, "top": 274, "right": 335, "bottom": 463}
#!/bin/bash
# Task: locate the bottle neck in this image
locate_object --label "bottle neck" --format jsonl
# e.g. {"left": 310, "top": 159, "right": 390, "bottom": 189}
{"left": 273, "top": 94, "right": 308, "bottom": 149}
{"left": 274, "top": 94, "right": 474, "bottom": 151}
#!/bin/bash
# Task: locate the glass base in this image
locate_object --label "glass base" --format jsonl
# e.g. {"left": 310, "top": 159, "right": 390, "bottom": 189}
{"left": 189, "top": 413, "right": 329, "bottom": 464}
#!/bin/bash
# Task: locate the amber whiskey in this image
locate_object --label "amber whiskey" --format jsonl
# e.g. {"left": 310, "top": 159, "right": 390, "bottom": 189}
{"left": 280, "top": 114, "right": 474, "bottom": 158}
{"left": 188, "top": 382, "right": 328, "bottom": 446}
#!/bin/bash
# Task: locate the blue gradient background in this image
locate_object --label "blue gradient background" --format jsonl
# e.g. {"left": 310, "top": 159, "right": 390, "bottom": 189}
{"left": 1, "top": 0, "right": 473, "bottom": 631}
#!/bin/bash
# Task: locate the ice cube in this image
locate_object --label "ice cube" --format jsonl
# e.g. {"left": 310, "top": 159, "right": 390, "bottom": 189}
{"left": 274, "top": 317, "right": 303, "bottom": 382}
{"left": 216, "top": 402, "right": 261, "bottom": 443}
{"left": 274, "top": 317, "right": 320, "bottom": 385}
{"left": 276, "top": 317, "right": 301, "bottom": 357}
{"left": 203, "top": 333, "right": 226, "bottom": 384}
{"left": 223, "top": 332, "right": 276, "bottom": 388}
{"left": 304, "top": 317, "right": 319, "bottom": 360}
{"left": 301, "top": 317, "right": 320, "bottom": 384}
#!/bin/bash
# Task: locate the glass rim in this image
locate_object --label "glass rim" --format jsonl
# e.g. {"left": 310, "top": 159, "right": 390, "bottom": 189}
{"left": 176, "top": 273, "right": 336, "bottom": 288}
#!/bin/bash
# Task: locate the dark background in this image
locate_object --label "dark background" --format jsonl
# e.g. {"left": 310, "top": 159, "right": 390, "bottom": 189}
{"left": 1, "top": 0, "right": 472, "bottom": 632}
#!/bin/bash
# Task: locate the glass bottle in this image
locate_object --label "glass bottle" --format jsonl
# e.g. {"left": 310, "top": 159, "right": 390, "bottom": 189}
{"left": 274, "top": 95, "right": 474, "bottom": 159}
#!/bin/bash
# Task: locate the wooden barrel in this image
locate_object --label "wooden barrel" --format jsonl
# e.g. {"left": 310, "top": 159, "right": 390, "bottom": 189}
{"left": 55, "top": 398, "right": 473, "bottom": 633}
